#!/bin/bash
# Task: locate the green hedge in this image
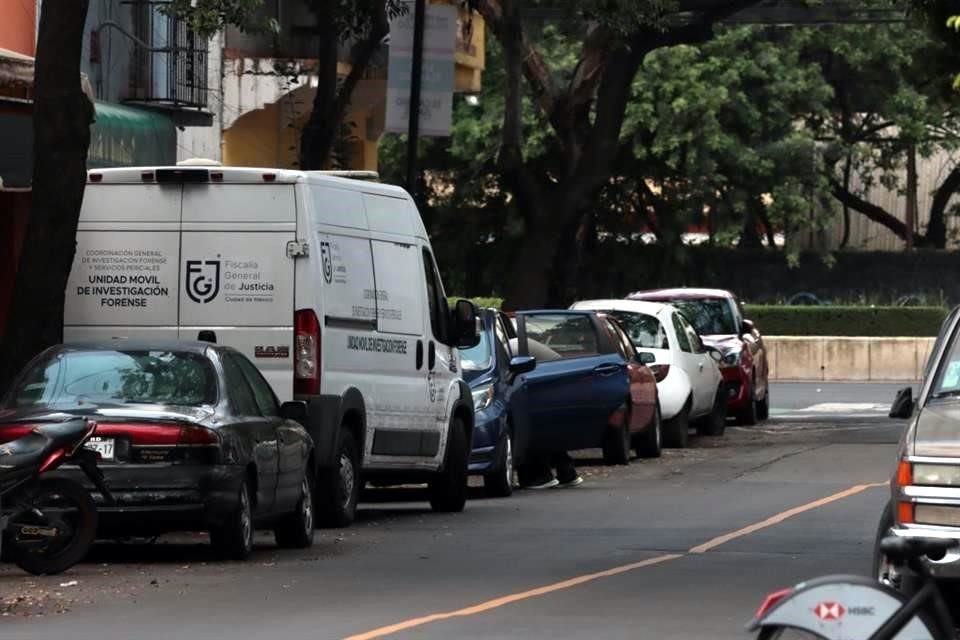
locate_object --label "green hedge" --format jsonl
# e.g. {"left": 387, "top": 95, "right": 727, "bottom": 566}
{"left": 743, "top": 305, "right": 948, "bottom": 337}
{"left": 448, "top": 296, "right": 504, "bottom": 310}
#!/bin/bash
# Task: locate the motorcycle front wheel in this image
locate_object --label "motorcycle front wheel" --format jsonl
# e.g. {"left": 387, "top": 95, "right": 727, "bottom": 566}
{"left": 4, "top": 478, "right": 97, "bottom": 575}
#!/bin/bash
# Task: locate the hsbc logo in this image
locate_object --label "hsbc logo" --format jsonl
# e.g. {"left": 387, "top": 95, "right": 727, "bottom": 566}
{"left": 814, "top": 602, "right": 845, "bottom": 621}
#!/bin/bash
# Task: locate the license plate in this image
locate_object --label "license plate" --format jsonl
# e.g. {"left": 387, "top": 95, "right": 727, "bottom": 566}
{"left": 84, "top": 437, "right": 115, "bottom": 461}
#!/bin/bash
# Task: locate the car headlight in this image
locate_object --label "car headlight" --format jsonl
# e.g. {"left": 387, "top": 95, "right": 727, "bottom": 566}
{"left": 913, "top": 463, "right": 960, "bottom": 487}
{"left": 471, "top": 383, "right": 495, "bottom": 411}
{"left": 720, "top": 350, "right": 742, "bottom": 368}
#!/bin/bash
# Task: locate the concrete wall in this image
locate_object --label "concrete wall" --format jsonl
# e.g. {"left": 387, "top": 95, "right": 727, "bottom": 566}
{"left": 766, "top": 336, "right": 937, "bottom": 382}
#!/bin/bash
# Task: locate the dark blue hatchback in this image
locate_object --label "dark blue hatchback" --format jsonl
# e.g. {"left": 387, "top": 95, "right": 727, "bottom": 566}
{"left": 463, "top": 309, "right": 533, "bottom": 497}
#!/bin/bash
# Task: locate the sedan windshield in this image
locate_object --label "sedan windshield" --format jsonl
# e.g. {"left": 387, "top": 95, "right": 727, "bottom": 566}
{"left": 669, "top": 299, "right": 737, "bottom": 335}
{"left": 460, "top": 330, "right": 493, "bottom": 372}
{"left": 7, "top": 350, "right": 218, "bottom": 409}
{"left": 931, "top": 333, "right": 960, "bottom": 398}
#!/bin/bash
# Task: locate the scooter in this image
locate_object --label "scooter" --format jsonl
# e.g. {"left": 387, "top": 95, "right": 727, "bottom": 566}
{"left": 0, "top": 419, "right": 113, "bottom": 575}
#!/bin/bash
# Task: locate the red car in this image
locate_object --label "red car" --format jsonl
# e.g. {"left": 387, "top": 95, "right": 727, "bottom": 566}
{"left": 626, "top": 288, "right": 769, "bottom": 424}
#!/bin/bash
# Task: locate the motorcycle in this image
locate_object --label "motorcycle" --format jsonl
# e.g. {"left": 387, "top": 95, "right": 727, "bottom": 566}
{"left": 0, "top": 419, "right": 113, "bottom": 575}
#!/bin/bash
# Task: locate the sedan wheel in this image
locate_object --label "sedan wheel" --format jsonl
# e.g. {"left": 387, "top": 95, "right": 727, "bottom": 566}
{"left": 603, "top": 403, "right": 632, "bottom": 466}
{"left": 634, "top": 404, "right": 662, "bottom": 459}
{"left": 211, "top": 480, "right": 254, "bottom": 560}
{"left": 275, "top": 472, "right": 315, "bottom": 549}
{"left": 484, "top": 430, "right": 515, "bottom": 498}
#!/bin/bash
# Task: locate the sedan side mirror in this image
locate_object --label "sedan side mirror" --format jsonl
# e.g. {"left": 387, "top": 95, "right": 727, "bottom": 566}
{"left": 890, "top": 387, "right": 914, "bottom": 420}
{"left": 635, "top": 351, "right": 656, "bottom": 365}
{"left": 280, "top": 400, "right": 308, "bottom": 424}
{"left": 706, "top": 346, "right": 723, "bottom": 363}
{"left": 509, "top": 355, "right": 536, "bottom": 375}
{"left": 741, "top": 319, "right": 755, "bottom": 335}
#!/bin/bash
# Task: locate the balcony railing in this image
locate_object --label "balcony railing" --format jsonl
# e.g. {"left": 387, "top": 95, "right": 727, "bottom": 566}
{"left": 127, "top": 0, "right": 208, "bottom": 110}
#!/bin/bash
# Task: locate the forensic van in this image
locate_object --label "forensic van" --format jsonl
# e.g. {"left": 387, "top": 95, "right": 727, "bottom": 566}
{"left": 64, "top": 165, "right": 480, "bottom": 527}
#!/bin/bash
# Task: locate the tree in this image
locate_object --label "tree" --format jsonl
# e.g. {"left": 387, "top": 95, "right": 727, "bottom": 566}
{"left": 0, "top": 1, "right": 95, "bottom": 390}
{"left": 472, "top": 0, "right": 761, "bottom": 309}
{"left": 168, "top": 0, "right": 403, "bottom": 170}
{"left": 804, "top": 18, "right": 960, "bottom": 248}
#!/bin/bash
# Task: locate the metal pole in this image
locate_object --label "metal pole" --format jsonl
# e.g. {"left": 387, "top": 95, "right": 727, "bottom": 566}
{"left": 405, "top": 0, "right": 426, "bottom": 199}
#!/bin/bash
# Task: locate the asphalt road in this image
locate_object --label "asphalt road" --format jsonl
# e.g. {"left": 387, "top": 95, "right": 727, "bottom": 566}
{"left": 0, "top": 383, "right": 906, "bottom": 640}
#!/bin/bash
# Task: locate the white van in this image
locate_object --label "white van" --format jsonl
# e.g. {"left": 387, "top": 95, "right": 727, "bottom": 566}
{"left": 64, "top": 166, "right": 480, "bottom": 526}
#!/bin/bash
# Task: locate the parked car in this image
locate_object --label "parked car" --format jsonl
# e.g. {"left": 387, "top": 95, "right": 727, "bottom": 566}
{"left": 876, "top": 305, "right": 960, "bottom": 592}
{"left": 595, "top": 312, "right": 662, "bottom": 459}
{"left": 571, "top": 299, "right": 727, "bottom": 447}
{"left": 461, "top": 308, "right": 535, "bottom": 497}
{"left": 506, "top": 310, "right": 660, "bottom": 464}
{"left": 63, "top": 166, "right": 480, "bottom": 527}
{"left": 0, "top": 341, "right": 316, "bottom": 560}
{"left": 626, "top": 288, "right": 769, "bottom": 425}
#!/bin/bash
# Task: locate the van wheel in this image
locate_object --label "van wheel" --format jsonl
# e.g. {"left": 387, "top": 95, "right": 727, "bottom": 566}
{"left": 316, "top": 430, "right": 360, "bottom": 528}
{"left": 430, "top": 418, "right": 468, "bottom": 513}
{"left": 602, "top": 402, "right": 632, "bottom": 466}
{"left": 662, "top": 400, "right": 690, "bottom": 448}
{"left": 484, "top": 428, "right": 514, "bottom": 498}
{"left": 634, "top": 403, "right": 662, "bottom": 459}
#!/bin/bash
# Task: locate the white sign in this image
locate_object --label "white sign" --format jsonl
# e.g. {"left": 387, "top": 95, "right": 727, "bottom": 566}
{"left": 385, "top": 1, "right": 457, "bottom": 137}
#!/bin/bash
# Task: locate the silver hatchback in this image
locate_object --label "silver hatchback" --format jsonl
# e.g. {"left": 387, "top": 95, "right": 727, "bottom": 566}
{"left": 877, "top": 306, "right": 960, "bottom": 589}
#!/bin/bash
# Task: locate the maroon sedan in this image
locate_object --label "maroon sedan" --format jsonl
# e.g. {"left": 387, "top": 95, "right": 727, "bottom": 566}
{"left": 626, "top": 288, "right": 769, "bottom": 424}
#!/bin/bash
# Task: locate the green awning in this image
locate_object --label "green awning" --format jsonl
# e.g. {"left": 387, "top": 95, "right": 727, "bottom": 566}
{"left": 88, "top": 101, "right": 176, "bottom": 169}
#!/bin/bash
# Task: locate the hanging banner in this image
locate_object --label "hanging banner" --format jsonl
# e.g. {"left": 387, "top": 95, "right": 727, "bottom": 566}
{"left": 385, "top": 1, "right": 457, "bottom": 137}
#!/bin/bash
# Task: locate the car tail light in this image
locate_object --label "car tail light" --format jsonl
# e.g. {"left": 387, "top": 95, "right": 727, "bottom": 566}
{"left": 898, "top": 501, "right": 915, "bottom": 524}
{"left": 896, "top": 460, "right": 912, "bottom": 487}
{"left": 649, "top": 364, "right": 670, "bottom": 382}
{"left": 754, "top": 588, "right": 792, "bottom": 620}
{"left": 0, "top": 424, "right": 39, "bottom": 444}
{"left": 295, "top": 308, "right": 321, "bottom": 395}
{"left": 94, "top": 423, "right": 218, "bottom": 446}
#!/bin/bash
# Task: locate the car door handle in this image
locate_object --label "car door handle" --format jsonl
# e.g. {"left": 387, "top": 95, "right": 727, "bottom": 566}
{"left": 593, "top": 364, "right": 621, "bottom": 376}
{"left": 428, "top": 341, "right": 436, "bottom": 370}
{"left": 416, "top": 340, "right": 424, "bottom": 370}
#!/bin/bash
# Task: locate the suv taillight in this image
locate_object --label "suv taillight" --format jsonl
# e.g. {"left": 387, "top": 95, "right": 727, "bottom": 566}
{"left": 295, "top": 309, "right": 321, "bottom": 395}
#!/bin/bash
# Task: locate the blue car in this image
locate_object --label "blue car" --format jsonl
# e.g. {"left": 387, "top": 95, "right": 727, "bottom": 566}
{"left": 464, "top": 308, "right": 654, "bottom": 496}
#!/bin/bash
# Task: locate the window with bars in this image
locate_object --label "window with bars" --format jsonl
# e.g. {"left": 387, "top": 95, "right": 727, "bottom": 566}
{"left": 127, "top": 0, "right": 208, "bottom": 109}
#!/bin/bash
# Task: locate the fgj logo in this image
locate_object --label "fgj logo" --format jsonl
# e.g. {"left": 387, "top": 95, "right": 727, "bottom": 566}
{"left": 320, "top": 241, "right": 333, "bottom": 284}
{"left": 814, "top": 602, "right": 845, "bottom": 621}
{"left": 185, "top": 260, "right": 221, "bottom": 304}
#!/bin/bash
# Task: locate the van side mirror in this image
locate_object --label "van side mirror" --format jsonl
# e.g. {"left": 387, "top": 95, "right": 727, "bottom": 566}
{"left": 741, "top": 319, "right": 755, "bottom": 335}
{"left": 280, "top": 400, "right": 308, "bottom": 424}
{"left": 450, "top": 299, "right": 480, "bottom": 348}
{"left": 509, "top": 355, "right": 536, "bottom": 375}
{"left": 890, "top": 387, "right": 914, "bottom": 420}
{"left": 635, "top": 352, "right": 656, "bottom": 365}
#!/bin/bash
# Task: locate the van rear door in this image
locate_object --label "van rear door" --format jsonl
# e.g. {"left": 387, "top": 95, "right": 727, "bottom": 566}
{"left": 179, "top": 183, "right": 297, "bottom": 400}
{"left": 64, "top": 183, "right": 182, "bottom": 342}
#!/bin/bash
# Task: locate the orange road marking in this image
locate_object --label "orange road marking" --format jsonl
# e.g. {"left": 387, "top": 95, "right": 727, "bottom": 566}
{"left": 689, "top": 481, "right": 887, "bottom": 554}
{"left": 344, "top": 481, "right": 887, "bottom": 639}
{"left": 343, "top": 554, "right": 682, "bottom": 640}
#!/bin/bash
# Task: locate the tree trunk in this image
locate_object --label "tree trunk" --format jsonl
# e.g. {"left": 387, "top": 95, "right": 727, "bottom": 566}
{"left": 925, "top": 166, "right": 960, "bottom": 249}
{"left": 840, "top": 153, "right": 851, "bottom": 249}
{"left": 299, "top": 2, "right": 340, "bottom": 170}
{"left": 0, "top": 1, "right": 93, "bottom": 390}
{"left": 905, "top": 145, "right": 917, "bottom": 250}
